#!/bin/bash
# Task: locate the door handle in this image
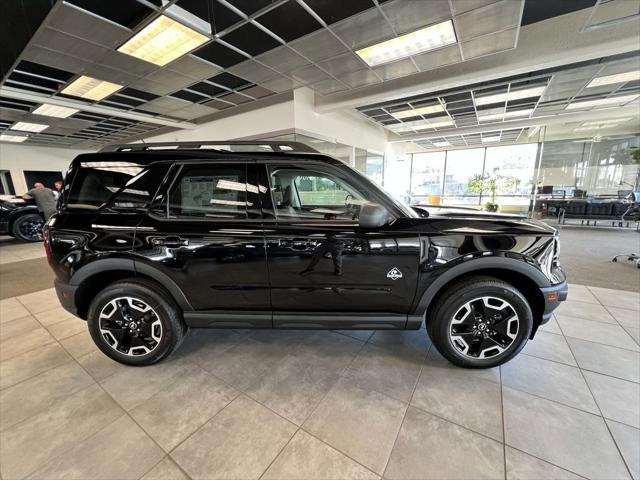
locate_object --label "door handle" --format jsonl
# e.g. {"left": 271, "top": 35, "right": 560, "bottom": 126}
{"left": 153, "top": 236, "right": 189, "bottom": 247}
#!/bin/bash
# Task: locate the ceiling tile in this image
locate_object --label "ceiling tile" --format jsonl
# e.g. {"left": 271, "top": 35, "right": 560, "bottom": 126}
{"left": 203, "top": 99, "right": 233, "bottom": 109}
{"left": 455, "top": 0, "right": 523, "bottom": 41}
{"left": 461, "top": 27, "right": 518, "bottom": 59}
{"left": 176, "top": 0, "right": 241, "bottom": 34}
{"left": 82, "top": 63, "right": 140, "bottom": 85}
{"left": 21, "top": 45, "right": 93, "bottom": 77}
{"left": 256, "top": 46, "right": 310, "bottom": 73}
{"left": 260, "top": 76, "right": 300, "bottom": 93}
{"left": 64, "top": 0, "right": 155, "bottom": 29}
{"left": 221, "top": 23, "right": 281, "bottom": 56}
{"left": 98, "top": 50, "right": 159, "bottom": 77}
{"left": 256, "top": 1, "right": 322, "bottom": 42}
{"left": 450, "top": 0, "right": 501, "bottom": 15}
{"left": 138, "top": 97, "right": 192, "bottom": 114}
{"left": 373, "top": 58, "right": 418, "bottom": 81}
{"left": 317, "top": 53, "right": 368, "bottom": 76}
{"left": 189, "top": 82, "right": 227, "bottom": 97}
{"left": 289, "top": 64, "right": 332, "bottom": 84}
{"left": 303, "top": 0, "right": 375, "bottom": 25}
{"left": 338, "top": 69, "right": 380, "bottom": 88}
{"left": 168, "top": 89, "right": 208, "bottom": 103}
{"left": 289, "top": 29, "right": 348, "bottom": 63}
{"left": 228, "top": 60, "right": 280, "bottom": 83}
{"left": 30, "top": 28, "right": 110, "bottom": 63}
{"left": 128, "top": 77, "right": 182, "bottom": 96}
{"left": 382, "top": 0, "right": 452, "bottom": 35}
{"left": 165, "top": 55, "right": 223, "bottom": 81}
{"left": 412, "top": 44, "right": 462, "bottom": 71}
{"left": 330, "top": 7, "right": 392, "bottom": 50}
{"left": 169, "top": 103, "right": 218, "bottom": 119}
{"left": 217, "top": 92, "right": 252, "bottom": 105}
{"left": 238, "top": 85, "right": 275, "bottom": 98}
{"left": 310, "top": 78, "right": 349, "bottom": 95}
{"left": 46, "top": 2, "right": 131, "bottom": 49}
{"left": 226, "top": 0, "right": 273, "bottom": 15}
{"left": 209, "top": 72, "right": 251, "bottom": 89}
{"left": 192, "top": 41, "right": 247, "bottom": 68}
{"left": 144, "top": 69, "right": 197, "bottom": 90}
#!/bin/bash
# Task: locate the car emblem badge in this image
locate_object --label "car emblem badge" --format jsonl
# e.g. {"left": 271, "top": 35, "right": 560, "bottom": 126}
{"left": 387, "top": 267, "right": 403, "bottom": 281}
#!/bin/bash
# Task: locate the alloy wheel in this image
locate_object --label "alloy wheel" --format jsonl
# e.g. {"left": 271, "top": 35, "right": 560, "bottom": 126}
{"left": 19, "top": 218, "right": 43, "bottom": 241}
{"left": 449, "top": 296, "right": 519, "bottom": 359}
{"left": 99, "top": 297, "right": 162, "bottom": 356}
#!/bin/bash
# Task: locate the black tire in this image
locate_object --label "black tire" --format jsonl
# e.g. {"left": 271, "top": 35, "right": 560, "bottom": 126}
{"left": 11, "top": 213, "right": 44, "bottom": 242}
{"left": 87, "top": 279, "right": 187, "bottom": 366}
{"left": 427, "top": 276, "right": 533, "bottom": 368}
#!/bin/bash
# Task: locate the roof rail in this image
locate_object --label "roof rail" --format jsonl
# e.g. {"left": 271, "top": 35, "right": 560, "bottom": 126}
{"left": 99, "top": 140, "right": 319, "bottom": 154}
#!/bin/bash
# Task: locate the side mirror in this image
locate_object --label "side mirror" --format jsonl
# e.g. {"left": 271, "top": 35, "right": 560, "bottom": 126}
{"left": 359, "top": 202, "right": 390, "bottom": 228}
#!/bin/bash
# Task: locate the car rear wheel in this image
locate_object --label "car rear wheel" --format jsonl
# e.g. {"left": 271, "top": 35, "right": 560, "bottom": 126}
{"left": 87, "top": 280, "right": 187, "bottom": 366}
{"left": 427, "top": 276, "right": 533, "bottom": 368}
{"left": 12, "top": 213, "right": 44, "bottom": 242}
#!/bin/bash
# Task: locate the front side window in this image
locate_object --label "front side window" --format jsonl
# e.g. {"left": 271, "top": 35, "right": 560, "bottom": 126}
{"left": 268, "top": 165, "right": 370, "bottom": 220}
{"left": 167, "top": 164, "right": 253, "bottom": 219}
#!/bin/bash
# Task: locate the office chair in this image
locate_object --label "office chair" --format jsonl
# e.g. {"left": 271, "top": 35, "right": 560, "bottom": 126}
{"left": 611, "top": 202, "right": 640, "bottom": 268}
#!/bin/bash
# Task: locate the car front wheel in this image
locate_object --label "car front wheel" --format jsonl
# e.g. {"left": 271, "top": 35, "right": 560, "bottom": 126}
{"left": 427, "top": 276, "right": 533, "bottom": 368}
{"left": 87, "top": 279, "right": 187, "bottom": 366}
{"left": 12, "top": 213, "right": 44, "bottom": 242}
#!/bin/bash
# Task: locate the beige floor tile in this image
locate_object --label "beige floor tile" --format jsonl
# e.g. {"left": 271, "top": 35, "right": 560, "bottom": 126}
{"left": 0, "top": 327, "right": 55, "bottom": 361}
{"left": 411, "top": 351, "right": 503, "bottom": 441}
{"left": 0, "top": 343, "right": 71, "bottom": 389}
{"left": 566, "top": 284, "right": 600, "bottom": 304}
{"left": 607, "top": 306, "right": 640, "bottom": 330}
{"left": 172, "top": 395, "right": 296, "bottom": 480}
{"left": 0, "top": 253, "right": 22, "bottom": 264}
{"left": 343, "top": 341, "right": 423, "bottom": 403}
{"left": 0, "top": 361, "right": 93, "bottom": 431}
{"left": 131, "top": 365, "right": 238, "bottom": 451}
{"left": 625, "top": 326, "right": 640, "bottom": 345}
{"left": 583, "top": 371, "right": 640, "bottom": 428}
{"left": 246, "top": 352, "right": 344, "bottom": 426}
{"left": 503, "top": 387, "right": 630, "bottom": 479}
{"left": 100, "top": 357, "right": 193, "bottom": 411}
{"left": 33, "top": 305, "right": 77, "bottom": 327}
{"left": 0, "top": 384, "right": 124, "bottom": 479}
{"left": 385, "top": 407, "right": 504, "bottom": 480}
{"left": 333, "top": 330, "right": 375, "bottom": 342}
{"left": 589, "top": 286, "right": 640, "bottom": 311}
{"left": 522, "top": 330, "right": 577, "bottom": 366}
{"left": 0, "top": 315, "right": 40, "bottom": 341}
{"left": 29, "top": 415, "right": 164, "bottom": 480}
{"left": 0, "top": 298, "right": 30, "bottom": 324}
{"left": 557, "top": 314, "right": 639, "bottom": 351}
{"left": 263, "top": 430, "right": 379, "bottom": 480}
{"left": 77, "top": 349, "right": 127, "bottom": 382}
{"left": 17, "top": 288, "right": 58, "bottom": 314}
{"left": 567, "top": 337, "right": 640, "bottom": 383}
{"left": 606, "top": 420, "right": 640, "bottom": 480}
{"left": 176, "top": 328, "right": 246, "bottom": 363}
{"left": 141, "top": 457, "right": 190, "bottom": 480}
{"left": 303, "top": 379, "right": 406, "bottom": 475}
{"left": 505, "top": 446, "right": 583, "bottom": 479}
{"left": 501, "top": 354, "right": 598, "bottom": 413}
{"left": 367, "top": 328, "right": 431, "bottom": 356}
{"left": 45, "top": 316, "right": 87, "bottom": 340}
{"left": 59, "top": 329, "right": 98, "bottom": 359}
{"left": 539, "top": 315, "right": 562, "bottom": 334}
{"left": 556, "top": 300, "right": 617, "bottom": 323}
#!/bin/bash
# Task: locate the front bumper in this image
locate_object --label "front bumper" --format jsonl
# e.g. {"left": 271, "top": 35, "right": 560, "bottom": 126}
{"left": 539, "top": 281, "right": 569, "bottom": 324}
{"left": 54, "top": 278, "right": 79, "bottom": 317}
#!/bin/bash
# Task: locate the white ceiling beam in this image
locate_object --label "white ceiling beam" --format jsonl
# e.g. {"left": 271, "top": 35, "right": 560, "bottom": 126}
{"left": 315, "top": 8, "right": 640, "bottom": 113}
{"left": 0, "top": 86, "right": 197, "bottom": 129}
{"left": 388, "top": 104, "right": 640, "bottom": 142}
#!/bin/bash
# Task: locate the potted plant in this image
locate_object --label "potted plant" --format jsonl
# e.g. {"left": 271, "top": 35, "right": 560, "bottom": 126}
{"left": 468, "top": 169, "right": 519, "bottom": 212}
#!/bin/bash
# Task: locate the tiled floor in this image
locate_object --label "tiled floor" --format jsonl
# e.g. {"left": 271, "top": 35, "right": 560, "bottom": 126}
{"left": 0, "top": 238, "right": 45, "bottom": 265}
{"left": 0, "top": 284, "right": 638, "bottom": 480}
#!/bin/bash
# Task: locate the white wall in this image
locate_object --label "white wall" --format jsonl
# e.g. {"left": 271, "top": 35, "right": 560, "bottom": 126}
{"left": 0, "top": 144, "right": 90, "bottom": 194}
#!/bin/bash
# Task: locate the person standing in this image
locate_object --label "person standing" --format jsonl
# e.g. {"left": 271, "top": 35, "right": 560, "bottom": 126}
{"left": 53, "top": 180, "right": 63, "bottom": 200}
{"left": 23, "top": 182, "right": 57, "bottom": 220}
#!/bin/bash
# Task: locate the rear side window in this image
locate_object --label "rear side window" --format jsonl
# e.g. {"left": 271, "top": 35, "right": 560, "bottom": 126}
{"left": 65, "top": 160, "right": 167, "bottom": 211}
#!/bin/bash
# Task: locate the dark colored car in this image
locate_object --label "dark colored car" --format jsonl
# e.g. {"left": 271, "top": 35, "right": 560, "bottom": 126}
{"left": 0, "top": 196, "right": 45, "bottom": 242}
{"left": 44, "top": 141, "right": 567, "bottom": 368}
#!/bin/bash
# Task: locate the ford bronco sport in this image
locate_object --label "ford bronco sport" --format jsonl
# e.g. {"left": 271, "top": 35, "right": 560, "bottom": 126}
{"left": 45, "top": 141, "right": 567, "bottom": 368}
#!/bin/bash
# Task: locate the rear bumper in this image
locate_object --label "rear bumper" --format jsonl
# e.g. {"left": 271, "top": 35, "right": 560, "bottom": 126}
{"left": 54, "top": 278, "right": 79, "bottom": 317}
{"left": 539, "top": 281, "right": 569, "bottom": 325}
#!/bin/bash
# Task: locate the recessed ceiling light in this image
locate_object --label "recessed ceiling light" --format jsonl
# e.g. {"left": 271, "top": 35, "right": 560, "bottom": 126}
{"left": 61, "top": 76, "right": 123, "bottom": 101}
{"left": 478, "top": 108, "right": 534, "bottom": 122}
{"left": 566, "top": 94, "right": 639, "bottom": 110}
{"left": 391, "top": 104, "right": 444, "bottom": 119}
{"left": 356, "top": 20, "right": 457, "bottom": 67}
{"left": 32, "top": 104, "right": 80, "bottom": 118}
{"left": 475, "top": 87, "right": 546, "bottom": 106}
{"left": 10, "top": 122, "right": 49, "bottom": 133}
{"left": 118, "top": 15, "right": 209, "bottom": 66}
{"left": 0, "top": 134, "right": 28, "bottom": 143}
{"left": 433, "top": 141, "right": 450, "bottom": 147}
{"left": 482, "top": 136, "right": 501, "bottom": 143}
{"left": 586, "top": 70, "right": 640, "bottom": 88}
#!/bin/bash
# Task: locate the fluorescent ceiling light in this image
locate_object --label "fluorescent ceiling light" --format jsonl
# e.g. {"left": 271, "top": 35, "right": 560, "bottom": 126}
{"left": 475, "top": 87, "right": 546, "bottom": 106}
{"left": 432, "top": 141, "right": 450, "bottom": 147}
{"left": 10, "top": 122, "right": 48, "bottom": 132}
{"left": 118, "top": 15, "right": 209, "bottom": 66}
{"left": 0, "top": 134, "right": 27, "bottom": 143}
{"left": 566, "top": 94, "right": 639, "bottom": 110}
{"left": 32, "top": 104, "right": 79, "bottom": 118}
{"left": 391, "top": 104, "right": 444, "bottom": 119}
{"left": 482, "top": 136, "right": 501, "bottom": 143}
{"left": 61, "top": 76, "right": 123, "bottom": 101}
{"left": 478, "top": 109, "right": 534, "bottom": 122}
{"left": 586, "top": 70, "right": 640, "bottom": 88}
{"left": 356, "top": 20, "right": 457, "bottom": 67}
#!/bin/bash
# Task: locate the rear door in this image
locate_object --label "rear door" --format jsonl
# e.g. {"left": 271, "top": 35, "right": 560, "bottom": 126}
{"left": 134, "top": 160, "right": 270, "bottom": 322}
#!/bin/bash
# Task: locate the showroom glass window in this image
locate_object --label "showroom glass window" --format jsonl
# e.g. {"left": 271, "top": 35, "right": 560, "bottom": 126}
{"left": 166, "top": 164, "right": 254, "bottom": 219}
{"left": 443, "top": 148, "right": 485, "bottom": 205}
{"left": 411, "top": 152, "right": 445, "bottom": 199}
{"left": 267, "top": 165, "right": 371, "bottom": 221}
{"left": 484, "top": 144, "right": 538, "bottom": 205}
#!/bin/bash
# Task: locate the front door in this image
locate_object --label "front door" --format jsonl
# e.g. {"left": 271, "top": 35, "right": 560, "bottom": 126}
{"left": 260, "top": 162, "right": 420, "bottom": 323}
{"left": 134, "top": 161, "right": 270, "bottom": 317}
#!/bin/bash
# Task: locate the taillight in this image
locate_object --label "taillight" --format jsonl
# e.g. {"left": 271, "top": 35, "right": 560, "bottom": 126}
{"left": 43, "top": 228, "right": 52, "bottom": 262}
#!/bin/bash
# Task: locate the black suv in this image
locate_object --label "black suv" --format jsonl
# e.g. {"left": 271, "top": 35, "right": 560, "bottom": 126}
{"left": 45, "top": 141, "right": 567, "bottom": 368}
